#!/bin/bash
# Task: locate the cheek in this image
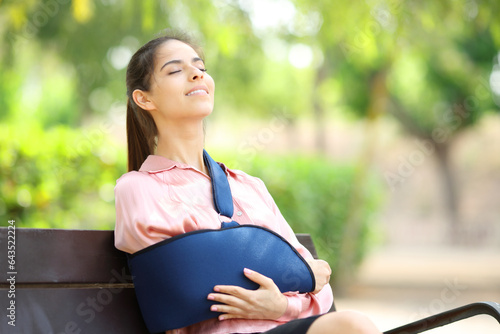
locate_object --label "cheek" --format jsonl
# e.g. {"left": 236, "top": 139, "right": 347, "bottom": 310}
{"left": 206, "top": 74, "right": 215, "bottom": 93}
{"left": 157, "top": 80, "right": 183, "bottom": 101}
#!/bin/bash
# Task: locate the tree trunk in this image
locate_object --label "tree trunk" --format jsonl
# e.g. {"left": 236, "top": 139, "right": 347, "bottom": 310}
{"left": 334, "top": 69, "right": 387, "bottom": 295}
{"left": 434, "top": 142, "right": 461, "bottom": 243}
{"left": 312, "top": 95, "right": 326, "bottom": 153}
{"left": 387, "top": 99, "right": 462, "bottom": 244}
{"left": 311, "top": 56, "right": 332, "bottom": 154}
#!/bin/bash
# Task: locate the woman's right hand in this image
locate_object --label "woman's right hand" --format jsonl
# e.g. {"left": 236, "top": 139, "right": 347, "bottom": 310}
{"left": 306, "top": 259, "right": 331, "bottom": 294}
{"left": 208, "top": 268, "right": 288, "bottom": 321}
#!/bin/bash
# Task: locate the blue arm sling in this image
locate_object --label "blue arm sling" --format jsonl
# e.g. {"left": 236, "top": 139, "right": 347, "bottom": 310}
{"left": 127, "top": 150, "right": 315, "bottom": 333}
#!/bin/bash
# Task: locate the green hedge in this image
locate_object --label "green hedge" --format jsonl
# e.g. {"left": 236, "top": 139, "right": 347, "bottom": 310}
{"left": 1, "top": 121, "right": 126, "bottom": 229}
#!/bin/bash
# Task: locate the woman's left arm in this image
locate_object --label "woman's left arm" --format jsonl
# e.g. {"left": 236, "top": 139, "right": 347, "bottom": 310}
{"left": 208, "top": 268, "right": 288, "bottom": 321}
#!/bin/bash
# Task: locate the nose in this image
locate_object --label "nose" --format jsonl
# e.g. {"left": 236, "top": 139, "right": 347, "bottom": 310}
{"left": 190, "top": 67, "right": 204, "bottom": 81}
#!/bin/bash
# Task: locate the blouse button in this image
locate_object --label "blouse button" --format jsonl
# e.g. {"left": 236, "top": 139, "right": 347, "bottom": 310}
{"left": 236, "top": 211, "right": 243, "bottom": 216}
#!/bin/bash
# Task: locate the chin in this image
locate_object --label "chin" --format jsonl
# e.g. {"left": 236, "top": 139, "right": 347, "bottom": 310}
{"left": 190, "top": 109, "right": 213, "bottom": 121}
{"left": 199, "top": 105, "right": 214, "bottom": 117}
{"left": 202, "top": 109, "right": 213, "bottom": 118}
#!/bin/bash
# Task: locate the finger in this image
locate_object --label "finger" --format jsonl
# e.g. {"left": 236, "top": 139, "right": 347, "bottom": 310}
{"left": 209, "top": 302, "right": 270, "bottom": 321}
{"left": 212, "top": 284, "right": 248, "bottom": 298}
{"left": 209, "top": 302, "right": 241, "bottom": 315}
{"left": 217, "top": 312, "right": 247, "bottom": 321}
{"left": 207, "top": 296, "right": 250, "bottom": 320}
{"left": 208, "top": 292, "right": 247, "bottom": 308}
{"left": 243, "top": 268, "right": 275, "bottom": 289}
{"left": 319, "top": 259, "right": 332, "bottom": 275}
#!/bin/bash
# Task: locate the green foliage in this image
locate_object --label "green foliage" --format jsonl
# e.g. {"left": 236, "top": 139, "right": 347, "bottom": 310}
{"left": 0, "top": 0, "right": 269, "bottom": 123}
{"left": 2, "top": 0, "right": 498, "bottom": 136}
{"left": 295, "top": 0, "right": 500, "bottom": 135}
{"left": 0, "top": 120, "right": 126, "bottom": 229}
{"left": 213, "top": 150, "right": 383, "bottom": 277}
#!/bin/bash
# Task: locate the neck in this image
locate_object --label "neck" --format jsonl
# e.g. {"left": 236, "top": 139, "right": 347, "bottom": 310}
{"left": 155, "top": 120, "right": 207, "bottom": 174}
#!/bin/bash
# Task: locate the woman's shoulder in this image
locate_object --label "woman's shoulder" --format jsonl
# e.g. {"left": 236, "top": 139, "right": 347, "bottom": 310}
{"left": 227, "top": 165, "right": 257, "bottom": 180}
{"left": 115, "top": 170, "right": 157, "bottom": 193}
{"left": 226, "top": 166, "right": 267, "bottom": 189}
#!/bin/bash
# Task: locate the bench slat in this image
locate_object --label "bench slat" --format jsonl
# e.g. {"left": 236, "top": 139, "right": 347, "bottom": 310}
{"left": 0, "top": 287, "right": 149, "bottom": 333}
{"left": 296, "top": 233, "right": 318, "bottom": 259}
{"left": 0, "top": 228, "right": 131, "bottom": 284}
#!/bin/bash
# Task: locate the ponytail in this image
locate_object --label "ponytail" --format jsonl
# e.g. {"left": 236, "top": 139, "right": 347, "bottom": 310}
{"left": 126, "top": 98, "right": 157, "bottom": 171}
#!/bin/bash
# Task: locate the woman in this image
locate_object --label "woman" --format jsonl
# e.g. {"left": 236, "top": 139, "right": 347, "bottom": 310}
{"left": 114, "top": 32, "right": 381, "bottom": 334}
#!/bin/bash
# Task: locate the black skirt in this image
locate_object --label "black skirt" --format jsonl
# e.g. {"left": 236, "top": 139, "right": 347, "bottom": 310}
{"left": 261, "top": 314, "right": 323, "bottom": 334}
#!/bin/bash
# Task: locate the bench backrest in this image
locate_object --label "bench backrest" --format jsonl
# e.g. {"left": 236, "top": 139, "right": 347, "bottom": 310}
{"left": 0, "top": 228, "right": 318, "bottom": 333}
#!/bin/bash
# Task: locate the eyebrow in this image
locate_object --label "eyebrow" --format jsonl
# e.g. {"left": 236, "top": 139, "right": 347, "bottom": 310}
{"left": 160, "top": 57, "right": 204, "bottom": 71}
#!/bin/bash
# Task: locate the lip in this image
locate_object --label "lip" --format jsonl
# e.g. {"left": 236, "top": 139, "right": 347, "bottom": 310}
{"left": 185, "top": 85, "right": 209, "bottom": 96}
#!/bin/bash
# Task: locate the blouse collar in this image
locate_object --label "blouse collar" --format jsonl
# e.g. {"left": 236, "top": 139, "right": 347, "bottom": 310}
{"left": 139, "top": 154, "right": 229, "bottom": 175}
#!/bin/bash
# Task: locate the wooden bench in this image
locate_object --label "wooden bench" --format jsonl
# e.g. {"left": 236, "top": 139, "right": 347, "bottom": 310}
{"left": 0, "top": 228, "right": 499, "bottom": 333}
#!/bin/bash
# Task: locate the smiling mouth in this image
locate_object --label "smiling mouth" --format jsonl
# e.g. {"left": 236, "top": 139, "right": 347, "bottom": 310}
{"left": 186, "top": 89, "right": 208, "bottom": 96}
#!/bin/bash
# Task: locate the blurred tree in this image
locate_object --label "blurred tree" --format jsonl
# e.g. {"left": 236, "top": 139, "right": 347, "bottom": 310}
{"left": 382, "top": 1, "right": 500, "bottom": 243}
{"left": 290, "top": 0, "right": 500, "bottom": 241}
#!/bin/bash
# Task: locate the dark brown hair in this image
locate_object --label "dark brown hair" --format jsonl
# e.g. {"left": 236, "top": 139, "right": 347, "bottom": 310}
{"left": 125, "top": 32, "right": 202, "bottom": 171}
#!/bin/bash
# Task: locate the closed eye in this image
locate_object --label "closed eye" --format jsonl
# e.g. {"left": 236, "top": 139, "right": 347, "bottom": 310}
{"left": 169, "top": 68, "right": 206, "bottom": 75}
{"left": 161, "top": 57, "right": 206, "bottom": 73}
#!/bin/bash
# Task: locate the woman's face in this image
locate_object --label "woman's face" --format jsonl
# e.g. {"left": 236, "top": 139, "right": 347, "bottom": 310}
{"left": 139, "top": 39, "right": 215, "bottom": 123}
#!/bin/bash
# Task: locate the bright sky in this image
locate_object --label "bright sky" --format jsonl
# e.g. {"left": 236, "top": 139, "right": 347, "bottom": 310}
{"left": 490, "top": 53, "right": 500, "bottom": 99}
{"left": 238, "top": 0, "right": 297, "bottom": 32}
{"left": 240, "top": 0, "right": 315, "bottom": 68}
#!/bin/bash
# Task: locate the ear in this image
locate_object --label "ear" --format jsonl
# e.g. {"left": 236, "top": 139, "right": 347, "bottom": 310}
{"left": 132, "top": 89, "right": 156, "bottom": 111}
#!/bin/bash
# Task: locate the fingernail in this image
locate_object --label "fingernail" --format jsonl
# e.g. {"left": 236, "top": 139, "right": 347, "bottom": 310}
{"left": 244, "top": 268, "right": 253, "bottom": 275}
{"left": 214, "top": 286, "right": 220, "bottom": 292}
{"left": 211, "top": 305, "right": 218, "bottom": 311}
{"left": 219, "top": 315, "right": 225, "bottom": 321}
{"left": 207, "top": 294, "right": 214, "bottom": 300}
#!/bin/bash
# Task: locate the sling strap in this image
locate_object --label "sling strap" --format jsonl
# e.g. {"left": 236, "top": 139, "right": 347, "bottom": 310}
{"left": 203, "top": 149, "right": 238, "bottom": 228}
